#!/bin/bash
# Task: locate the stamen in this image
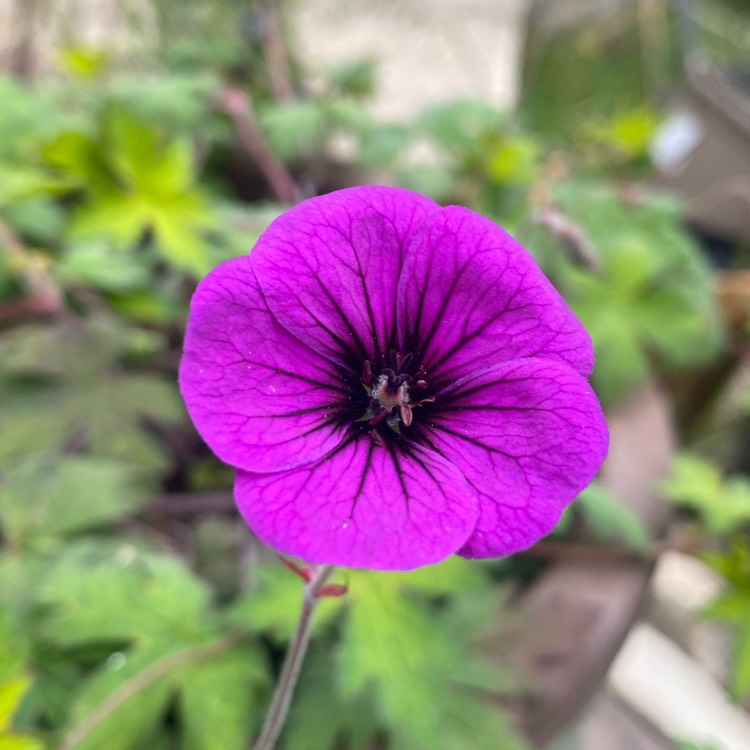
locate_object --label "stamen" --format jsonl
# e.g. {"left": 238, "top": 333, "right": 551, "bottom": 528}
{"left": 400, "top": 402, "right": 413, "bottom": 427}
{"left": 361, "top": 360, "right": 372, "bottom": 386}
{"left": 368, "top": 410, "right": 389, "bottom": 426}
{"left": 356, "top": 350, "right": 433, "bottom": 436}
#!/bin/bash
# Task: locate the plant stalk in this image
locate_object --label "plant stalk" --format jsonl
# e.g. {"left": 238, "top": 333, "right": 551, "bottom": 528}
{"left": 252, "top": 564, "right": 336, "bottom": 750}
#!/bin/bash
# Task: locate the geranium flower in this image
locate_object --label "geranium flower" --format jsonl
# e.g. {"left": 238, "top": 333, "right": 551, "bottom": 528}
{"left": 180, "top": 186, "right": 608, "bottom": 570}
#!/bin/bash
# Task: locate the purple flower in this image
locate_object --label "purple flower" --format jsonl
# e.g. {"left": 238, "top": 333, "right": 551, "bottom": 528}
{"left": 179, "top": 186, "right": 608, "bottom": 571}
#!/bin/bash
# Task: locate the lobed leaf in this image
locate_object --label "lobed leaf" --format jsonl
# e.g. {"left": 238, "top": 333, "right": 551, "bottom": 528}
{"left": 37, "top": 541, "right": 212, "bottom": 647}
{"left": 0, "top": 454, "right": 145, "bottom": 546}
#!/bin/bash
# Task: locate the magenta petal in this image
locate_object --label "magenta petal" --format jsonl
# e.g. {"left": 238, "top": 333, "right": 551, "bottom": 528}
{"left": 234, "top": 437, "right": 479, "bottom": 570}
{"left": 421, "top": 359, "right": 608, "bottom": 558}
{"left": 179, "top": 257, "right": 348, "bottom": 472}
{"left": 251, "top": 187, "right": 439, "bottom": 368}
{"left": 398, "top": 206, "right": 594, "bottom": 382}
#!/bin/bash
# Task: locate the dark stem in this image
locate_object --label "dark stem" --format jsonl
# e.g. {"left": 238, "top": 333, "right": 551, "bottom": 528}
{"left": 252, "top": 564, "right": 336, "bottom": 750}
{"left": 259, "top": 2, "right": 296, "bottom": 102}
{"left": 10, "top": 0, "right": 42, "bottom": 80}
{"left": 219, "top": 83, "right": 302, "bottom": 205}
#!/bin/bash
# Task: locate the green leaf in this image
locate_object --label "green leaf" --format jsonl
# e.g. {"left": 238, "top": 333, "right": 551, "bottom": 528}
{"left": 358, "top": 123, "right": 412, "bottom": 168}
{"left": 37, "top": 541, "right": 212, "bottom": 647}
{"left": 52, "top": 106, "right": 213, "bottom": 275}
{"left": 0, "top": 675, "right": 32, "bottom": 732}
{"left": 0, "top": 76, "right": 65, "bottom": 160}
{"left": 677, "top": 742, "right": 725, "bottom": 750}
{"left": 730, "top": 622, "right": 750, "bottom": 698}
{"left": 60, "top": 639, "right": 182, "bottom": 750}
{"left": 0, "top": 609, "right": 28, "bottom": 684}
{"left": 571, "top": 482, "right": 650, "bottom": 551}
{"left": 43, "top": 131, "right": 107, "bottom": 191}
{"left": 178, "top": 644, "right": 267, "bottom": 750}
{"left": 59, "top": 46, "right": 109, "bottom": 80}
{"left": 585, "top": 106, "right": 661, "bottom": 159}
{"left": 337, "top": 568, "right": 527, "bottom": 750}
{"left": 58, "top": 241, "right": 151, "bottom": 292}
{"left": 702, "top": 590, "right": 750, "bottom": 624}
{"left": 541, "top": 182, "right": 724, "bottom": 405}
{"left": 661, "top": 455, "right": 750, "bottom": 535}
{"left": 0, "top": 319, "right": 183, "bottom": 469}
{"left": 106, "top": 74, "right": 217, "bottom": 134}
{"left": 0, "top": 675, "right": 43, "bottom": 750}
{"left": 418, "top": 100, "right": 502, "bottom": 153}
{"left": 21, "top": 655, "right": 81, "bottom": 730}
{"left": 257, "top": 102, "right": 327, "bottom": 160}
{"left": 4, "top": 197, "right": 66, "bottom": 247}
{"left": 324, "top": 58, "right": 377, "bottom": 100}
{"left": 226, "top": 562, "right": 346, "bottom": 642}
{"left": 0, "top": 453, "right": 145, "bottom": 545}
{"left": 151, "top": 202, "right": 212, "bottom": 276}
{"left": 283, "top": 650, "right": 380, "bottom": 750}
{"left": 0, "top": 166, "right": 73, "bottom": 208}
{"left": 486, "top": 136, "right": 540, "bottom": 185}
{"left": 61, "top": 629, "right": 253, "bottom": 750}
{"left": 0, "top": 736, "right": 44, "bottom": 750}
{"left": 365, "top": 556, "right": 489, "bottom": 596}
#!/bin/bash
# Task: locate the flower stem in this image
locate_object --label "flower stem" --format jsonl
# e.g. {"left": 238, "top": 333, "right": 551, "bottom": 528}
{"left": 252, "top": 564, "right": 336, "bottom": 750}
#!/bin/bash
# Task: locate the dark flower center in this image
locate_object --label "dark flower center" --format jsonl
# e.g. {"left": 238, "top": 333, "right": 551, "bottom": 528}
{"left": 354, "top": 350, "right": 434, "bottom": 443}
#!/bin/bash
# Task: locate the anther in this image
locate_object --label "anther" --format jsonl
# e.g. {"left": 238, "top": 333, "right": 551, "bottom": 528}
{"left": 400, "top": 402, "right": 413, "bottom": 427}
{"left": 361, "top": 360, "right": 372, "bottom": 386}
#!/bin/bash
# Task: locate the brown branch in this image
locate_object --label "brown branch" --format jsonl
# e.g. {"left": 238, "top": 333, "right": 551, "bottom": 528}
{"left": 259, "top": 3, "right": 296, "bottom": 102}
{"left": 219, "top": 84, "right": 302, "bottom": 205}
{"left": 9, "top": 0, "right": 42, "bottom": 80}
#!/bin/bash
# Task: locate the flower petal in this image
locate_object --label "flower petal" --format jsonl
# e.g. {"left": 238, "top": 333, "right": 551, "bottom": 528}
{"left": 251, "top": 186, "right": 439, "bottom": 369}
{"left": 179, "top": 256, "right": 349, "bottom": 472}
{"left": 418, "top": 358, "right": 608, "bottom": 558}
{"left": 398, "top": 206, "right": 595, "bottom": 383}
{"left": 234, "top": 436, "right": 479, "bottom": 570}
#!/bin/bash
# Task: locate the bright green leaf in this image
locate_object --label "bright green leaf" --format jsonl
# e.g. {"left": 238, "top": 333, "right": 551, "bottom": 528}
{"left": 730, "top": 623, "right": 750, "bottom": 699}
{"left": 0, "top": 675, "right": 32, "bottom": 732}
{"left": 178, "top": 644, "right": 267, "bottom": 750}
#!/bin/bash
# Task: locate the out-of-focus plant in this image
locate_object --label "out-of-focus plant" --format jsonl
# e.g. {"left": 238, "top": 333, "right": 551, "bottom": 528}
{"left": 0, "top": 3, "right": 736, "bottom": 744}
{"left": 663, "top": 455, "right": 750, "bottom": 698}
{"left": 43, "top": 107, "right": 215, "bottom": 276}
{"left": 256, "top": 58, "right": 380, "bottom": 167}
{"left": 577, "top": 105, "right": 662, "bottom": 171}
{"left": 231, "top": 560, "right": 527, "bottom": 750}
{"left": 0, "top": 674, "right": 43, "bottom": 750}
{"left": 396, "top": 100, "right": 541, "bottom": 222}
{"left": 554, "top": 481, "right": 650, "bottom": 552}
{"left": 528, "top": 183, "right": 724, "bottom": 406}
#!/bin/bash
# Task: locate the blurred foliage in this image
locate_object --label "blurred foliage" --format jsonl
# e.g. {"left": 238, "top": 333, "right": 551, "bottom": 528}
{"left": 521, "top": 0, "right": 680, "bottom": 142}
{"left": 527, "top": 183, "right": 723, "bottom": 406}
{"left": 555, "top": 481, "right": 650, "bottom": 552}
{"left": 0, "top": 0, "right": 742, "bottom": 747}
{"left": 663, "top": 456, "right": 750, "bottom": 698}
{"left": 662, "top": 455, "right": 750, "bottom": 536}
